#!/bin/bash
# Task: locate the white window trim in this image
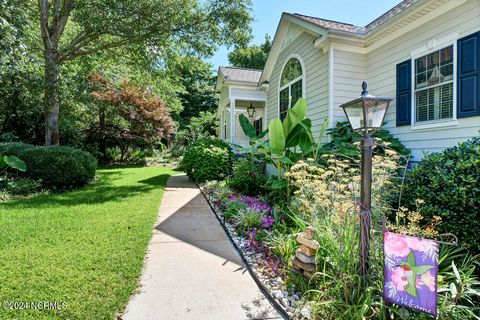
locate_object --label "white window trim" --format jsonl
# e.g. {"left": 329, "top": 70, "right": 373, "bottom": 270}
{"left": 409, "top": 32, "right": 459, "bottom": 130}
{"left": 278, "top": 54, "right": 306, "bottom": 119}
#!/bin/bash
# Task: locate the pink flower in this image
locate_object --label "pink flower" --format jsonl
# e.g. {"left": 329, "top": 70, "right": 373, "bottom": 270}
{"left": 384, "top": 232, "right": 410, "bottom": 257}
{"left": 391, "top": 267, "right": 412, "bottom": 291}
{"left": 405, "top": 236, "right": 436, "bottom": 253}
{"left": 417, "top": 271, "right": 436, "bottom": 292}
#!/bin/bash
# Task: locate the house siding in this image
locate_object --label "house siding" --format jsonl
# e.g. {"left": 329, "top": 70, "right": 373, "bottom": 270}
{"left": 332, "top": 49, "right": 366, "bottom": 125}
{"left": 265, "top": 31, "right": 329, "bottom": 141}
{"left": 365, "top": 0, "right": 480, "bottom": 160}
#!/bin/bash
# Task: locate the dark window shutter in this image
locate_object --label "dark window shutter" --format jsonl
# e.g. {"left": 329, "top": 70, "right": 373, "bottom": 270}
{"left": 396, "top": 59, "right": 412, "bottom": 126}
{"left": 458, "top": 31, "right": 480, "bottom": 118}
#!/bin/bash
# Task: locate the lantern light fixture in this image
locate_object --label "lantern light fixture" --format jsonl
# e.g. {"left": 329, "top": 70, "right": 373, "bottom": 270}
{"left": 339, "top": 81, "right": 392, "bottom": 133}
{"left": 247, "top": 102, "right": 256, "bottom": 117}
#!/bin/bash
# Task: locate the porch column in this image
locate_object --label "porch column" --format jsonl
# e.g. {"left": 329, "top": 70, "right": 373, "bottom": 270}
{"left": 219, "top": 111, "right": 223, "bottom": 139}
{"left": 230, "top": 98, "right": 236, "bottom": 144}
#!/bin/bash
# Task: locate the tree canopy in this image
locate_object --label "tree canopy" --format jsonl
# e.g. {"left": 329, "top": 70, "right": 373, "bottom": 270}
{"left": 228, "top": 34, "right": 271, "bottom": 69}
{"left": 35, "top": 0, "right": 253, "bottom": 144}
{"left": 0, "top": 0, "right": 254, "bottom": 162}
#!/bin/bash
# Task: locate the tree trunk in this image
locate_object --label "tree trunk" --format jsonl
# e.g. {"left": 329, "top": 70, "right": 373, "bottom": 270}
{"left": 99, "top": 105, "right": 107, "bottom": 162}
{"left": 44, "top": 49, "right": 61, "bottom": 145}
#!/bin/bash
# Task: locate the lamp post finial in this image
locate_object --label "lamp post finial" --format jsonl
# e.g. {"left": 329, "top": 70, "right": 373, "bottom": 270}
{"left": 361, "top": 81, "right": 368, "bottom": 96}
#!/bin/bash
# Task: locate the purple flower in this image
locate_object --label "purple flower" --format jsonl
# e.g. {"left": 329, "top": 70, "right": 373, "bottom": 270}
{"left": 261, "top": 216, "right": 275, "bottom": 228}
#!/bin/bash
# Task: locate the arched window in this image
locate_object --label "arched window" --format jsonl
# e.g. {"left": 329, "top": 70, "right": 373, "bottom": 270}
{"left": 279, "top": 57, "right": 303, "bottom": 121}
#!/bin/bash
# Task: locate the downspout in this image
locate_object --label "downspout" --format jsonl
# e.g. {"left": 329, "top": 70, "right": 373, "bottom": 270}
{"left": 328, "top": 45, "right": 335, "bottom": 133}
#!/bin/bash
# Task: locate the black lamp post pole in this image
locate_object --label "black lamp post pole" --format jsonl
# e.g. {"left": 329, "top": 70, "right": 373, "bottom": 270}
{"left": 359, "top": 131, "right": 373, "bottom": 289}
{"left": 359, "top": 81, "right": 373, "bottom": 289}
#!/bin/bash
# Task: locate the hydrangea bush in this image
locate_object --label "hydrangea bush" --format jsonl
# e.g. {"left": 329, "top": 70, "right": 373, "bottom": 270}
{"left": 182, "top": 139, "right": 234, "bottom": 182}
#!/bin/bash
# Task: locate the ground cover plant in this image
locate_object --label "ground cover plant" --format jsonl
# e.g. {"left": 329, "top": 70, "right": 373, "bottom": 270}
{"left": 0, "top": 166, "right": 177, "bottom": 319}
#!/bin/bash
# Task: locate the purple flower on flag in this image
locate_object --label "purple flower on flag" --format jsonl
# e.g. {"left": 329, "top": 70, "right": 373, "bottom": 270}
{"left": 383, "top": 232, "right": 438, "bottom": 316}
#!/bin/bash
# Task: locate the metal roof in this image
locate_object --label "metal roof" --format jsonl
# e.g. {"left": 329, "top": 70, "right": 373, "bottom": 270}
{"left": 218, "top": 66, "right": 262, "bottom": 84}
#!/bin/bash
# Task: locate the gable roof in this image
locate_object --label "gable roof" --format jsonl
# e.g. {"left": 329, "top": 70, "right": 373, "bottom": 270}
{"left": 291, "top": 0, "right": 421, "bottom": 36}
{"left": 218, "top": 67, "right": 262, "bottom": 84}
{"left": 259, "top": 0, "right": 455, "bottom": 85}
{"left": 291, "top": 14, "right": 365, "bottom": 34}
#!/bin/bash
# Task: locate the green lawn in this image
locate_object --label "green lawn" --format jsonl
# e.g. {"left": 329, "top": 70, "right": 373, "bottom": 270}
{"left": 0, "top": 166, "right": 177, "bottom": 319}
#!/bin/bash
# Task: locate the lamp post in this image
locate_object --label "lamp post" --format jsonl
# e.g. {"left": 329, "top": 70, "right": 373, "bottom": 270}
{"left": 339, "top": 81, "right": 392, "bottom": 289}
{"left": 247, "top": 102, "right": 256, "bottom": 117}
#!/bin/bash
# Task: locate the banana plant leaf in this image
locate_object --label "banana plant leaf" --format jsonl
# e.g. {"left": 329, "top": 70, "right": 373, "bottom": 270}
{"left": 238, "top": 114, "right": 257, "bottom": 139}
{"left": 284, "top": 150, "right": 303, "bottom": 164}
{"left": 282, "top": 98, "right": 306, "bottom": 137}
{"left": 285, "top": 118, "right": 314, "bottom": 154}
{"left": 257, "top": 129, "right": 269, "bottom": 139}
{"left": 280, "top": 156, "right": 294, "bottom": 165}
{"left": 268, "top": 118, "right": 285, "bottom": 156}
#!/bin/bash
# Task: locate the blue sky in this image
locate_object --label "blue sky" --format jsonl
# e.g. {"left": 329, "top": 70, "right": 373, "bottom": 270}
{"left": 208, "top": 0, "right": 402, "bottom": 69}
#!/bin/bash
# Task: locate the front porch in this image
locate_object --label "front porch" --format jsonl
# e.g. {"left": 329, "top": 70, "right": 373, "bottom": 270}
{"left": 215, "top": 67, "right": 267, "bottom": 148}
{"left": 220, "top": 99, "right": 266, "bottom": 147}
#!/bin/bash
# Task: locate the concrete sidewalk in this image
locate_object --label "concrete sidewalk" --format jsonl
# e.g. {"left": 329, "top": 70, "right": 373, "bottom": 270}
{"left": 122, "top": 174, "right": 282, "bottom": 320}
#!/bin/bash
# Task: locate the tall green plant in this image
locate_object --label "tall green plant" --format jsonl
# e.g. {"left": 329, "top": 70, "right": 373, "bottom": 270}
{"left": 0, "top": 155, "right": 26, "bottom": 187}
{"left": 238, "top": 98, "right": 320, "bottom": 195}
{"left": 263, "top": 99, "right": 314, "bottom": 174}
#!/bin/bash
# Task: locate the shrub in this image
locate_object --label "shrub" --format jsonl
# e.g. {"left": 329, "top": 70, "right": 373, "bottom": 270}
{"left": 227, "top": 158, "right": 268, "bottom": 196}
{"left": 6, "top": 178, "right": 42, "bottom": 196}
{"left": 0, "top": 142, "right": 35, "bottom": 159}
{"left": 23, "top": 146, "right": 97, "bottom": 189}
{"left": 320, "top": 121, "right": 411, "bottom": 160}
{"left": 402, "top": 138, "right": 480, "bottom": 252}
{"left": 0, "top": 143, "right": 97, "bottom": 189}
{"left": 181, "top": 139, "right": 234, "bottom": 182}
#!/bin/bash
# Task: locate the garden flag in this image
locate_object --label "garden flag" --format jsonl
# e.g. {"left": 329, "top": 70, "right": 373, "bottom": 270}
{"left": 383, "top": 232, "right": 438, "bottom": 316}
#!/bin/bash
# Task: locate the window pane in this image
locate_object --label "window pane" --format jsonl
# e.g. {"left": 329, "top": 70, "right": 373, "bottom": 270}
{"left": 416, "top": 89, "right": 429, "bottom": 122}
{"left": 290, "top": 79, "right": 303, "bottom": 108}
{"left": 440, "top": 83, "right": 453, "bottom": 119}
{"left": 279, "top": 87, "right": 289, "bottom": 121}
{"left": 440, "top": 64, "right": 453, "bottom": 79}
{"left": 416, "top": 84, "right": 453, "bottom": 123}
{"left": 281, "top": 58, "right": 303, "bottom": 87}
{"left": 427, "top": 51, "right": 439, "bottom": 71}
{"left": 416, "top": 72, "right": 427, "bottom": 89}
{"left": 416, "top": 56, "right": 426, "bottom": 74}
{"left": 414, "top": 45, "right": 454, "bottom": 124}
{"left": 440, "top": 46, "right": 453, "bottom": 65}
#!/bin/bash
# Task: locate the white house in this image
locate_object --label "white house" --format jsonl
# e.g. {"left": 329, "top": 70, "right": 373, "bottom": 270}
{"left": 215, "top": 0, "right": 480, "bottom": 160}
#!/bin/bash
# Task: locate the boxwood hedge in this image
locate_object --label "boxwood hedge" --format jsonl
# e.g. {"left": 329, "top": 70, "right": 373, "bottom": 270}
{"left": 0, "top": 143, "right": 97, "bottom": 190}
{"left": 402, "top": 138, "right": 480, "bottom": 252}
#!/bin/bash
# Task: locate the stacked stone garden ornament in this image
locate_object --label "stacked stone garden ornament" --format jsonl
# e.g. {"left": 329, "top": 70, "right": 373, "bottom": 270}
{"left": 292, "top": 226, "right": 318, "bottom": 278}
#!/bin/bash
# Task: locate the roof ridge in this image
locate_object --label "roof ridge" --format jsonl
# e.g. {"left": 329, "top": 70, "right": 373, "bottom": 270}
{"left": 291, "top": 0, "right": 422, "bottom": 34}
{"left": 219, "top": 66, "right": 263, "bottom": 72}
{"left": 365, "top": 0, "right": 419, "bottom": 31}
{"left": 292, "top": 13, "right": 359, "bottom": 28}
